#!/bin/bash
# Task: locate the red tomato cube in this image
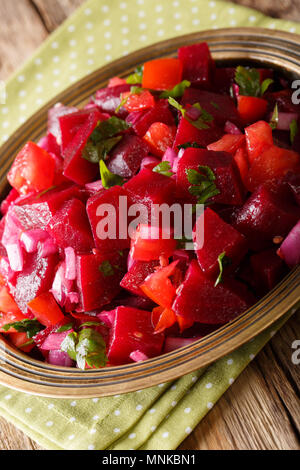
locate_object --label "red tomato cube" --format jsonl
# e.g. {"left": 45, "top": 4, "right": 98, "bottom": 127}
{"left": 142, "top": 58, "right": 183, "bottom": 90}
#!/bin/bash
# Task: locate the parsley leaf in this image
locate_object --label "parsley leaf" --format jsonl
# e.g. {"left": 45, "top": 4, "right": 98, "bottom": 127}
{"left": 100, "top": 160, "right": 124, "bottom": 189}
{"left": 82, "top": 117, "right": 130, "bottom": 163}
{"left": 61, "top": 329, "right": 107, "bottom": 370}
{"left": 290, "top": 118, "right": 298, "bottom": 144}
{"left": 152, "top": 161, "right": 174, "bottom": 177}
{"left": 269, "top": 103, "right": 279, "bottom": 130}
{"left": 235, "top": 66, "right": 273, "bottom": 97}
{"left": 99, "top": 260, "right": 115, "bottom": 277}
{"left": 126, "top": 65, "right": 144, "bottom": 85}
{"left": 186, "top": 165, "right": 220, "bottom": 205}
{"left": 160, "top": 80, "right": 191, "bottom": 99}
{"left": 214, "top": 252, "right": 232, "bottom": 287}
{"left": 2, "top": 319, "right": 44, "bottom": 338}
{"left": 168, "top": 97, "right": 213, "bottom": 130}
{"left": 56, "top": 323, "right": 74, "bottom": 333}
{"left": 177, "top": 142, "right": 205, "bottom": 150}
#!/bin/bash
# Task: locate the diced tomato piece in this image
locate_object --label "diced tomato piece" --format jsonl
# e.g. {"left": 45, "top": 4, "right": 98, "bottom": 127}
{"left": 250, "top": 248, "right": 287, "bottom": 295}
{"left": 94, "top": 84, "right": 131, "bottom": 118}
{"left": 141, "top": 261, "right": 179, "bottom": 309}
{"left": 207, "top": 134, "right": 245, "bottom": 155}
{"left": 237, "top": 96, "right": 268, "bottom": 125}
{"left": 0, "top": 311, "right": 27, "bottom": 333}
{"left": 245, "top": 120, "right": 273, "bottom": 164}
{"left": 130, "top": 224, "right": 177, "bottom": 262}
{"left": 122, "top": 90, "right": 155, "bottom": 112}
{"left": 143, "top": 123, "right": 176, "bottom": 157}
{"left": 246, "top": 146, "right": 300, "bottom": 192}
{"left": 0, "top": 286, "right": 22, "bottom": 316}
{"left": 28, "top": 292, "right": 65, "bottom": 327}
{"left": 142, "top": 58, "right": 183, "bottom": 90}
{"left": 178, "top": 42, "right": 214, "bottom": 87}
{"left": 233, "top": 146, "right": 249, "bottom": 187}
{"left": 8, "top": 332, "right": 35, "bottom": 353}
{"left": 151, "top": 306, "right": 177, "bottom": 334}
{"left": 7, "top": 142, "right": 56, "bottom": 196}
{"left": 108, "top": 77, "right": 127, "bottom": 87}
{"left": 126, "top": 99, "right": 175, "bottom": 136}
{"left": 173, "top": 116, "right": 223, "bottom": 150}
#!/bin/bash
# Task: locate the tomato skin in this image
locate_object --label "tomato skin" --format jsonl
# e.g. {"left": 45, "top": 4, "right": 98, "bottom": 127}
{"left": 233, "top": 146, "right": 249, "bottom": 187}
{"left": 122, "top": 90, "right": 155, "bottom": 112}
{"left": 245, "top": 120, "right": 273, "bottom": 164}
{"left": 8, "top": 332, "right": 34, "bottom": 353}
{"left": 108, "top": 77, "right": 127, "bottom": 87}
{"left": 151, "top": 306, "right": 177, "bottom": 333}
{"left": 0, "top": 286, "right": 22, "bottom": 316}
{"left": 141, "top": 261, "right": 179, "bottom": 309}
{"left": 237, "top": 96, "right": 268, "bottom": 125}
{"left": 143, "top": 123, "right": 176, "bottom": 157}
{"left": 130, "top": 224, "right": 177, "bottom": 262}
{"left": 7, "top": 142, "right": 56, "bottom": 195}
{"left": 207, "top": 134, "right": 245, "bottom": 155}
{"left": 142, "top": 58, "right": 183, "bottom": 90}
{"left": 27, "top": 292, "right": 65, "bottom": 327}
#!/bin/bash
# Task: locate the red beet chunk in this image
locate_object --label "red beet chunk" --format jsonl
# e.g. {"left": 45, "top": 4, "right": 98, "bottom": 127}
{"left": 181, "top": 88, "right": 240, "bottom": 126}
{"left": 173, "top": 116, "right": 223, "bottom": 150}
{"left": 285, "top": 172, "right": 300, "bottom": 206}
{"left": 9, "top": 251, "right": 58, "bottom": 314}
{"left": 87, "top": 185, "right": 131, "bottom": 252}
{"left": 120, "top": 260, "right": 159, "bottom": 297}
{"left": 250, "top": 249, "right": 287, "bottom": 295}
{"left": 1, "top": 189, "right": 19, "bottom": 216}
{"left": 176, "top": 148, "right": 245, "bottom": 205}
{"left": 14, "top": 183, "right": 87, "bottom": 230}
{"left": 48, "top": 104, "right": 78, "bottom": 144}
{"left": 107, "top": 306, "right": 164, "bottom": 364}
{"left": 173, "top": 260, "right": 255, "bottom": 325}
{"left": 193, "top": 208, "right": 248, "bottom": 277}
{"left": 126, "top": 99, "right": 174, "bottom": 137}
{"left": 63, "top": 110, "right": 102, "bottom": 185}
{"left": 124, "top": 168, "right": 176, "bottom": 213}
{"left": 47, "top": 198, "right": 93, "bottom": 253}
{"left": 178, "top": 42, "right": 214, "bottom": 87}
{"left": 76, "top": 251, "right": 126, "bottom": 311}
{"left": 38, "top": 133, "right": 61, "bottom": 158}
{"left": 107, "top": 135, "right": 149, "bottom": 178}
{"left": 59, "top": 107, "right": 109, "bottom": 153}
{"left": 94, "top": 84, "right": 131, "bottom": 118}
{"left": 232, "top": 185, "right": 300, "bottom": 251}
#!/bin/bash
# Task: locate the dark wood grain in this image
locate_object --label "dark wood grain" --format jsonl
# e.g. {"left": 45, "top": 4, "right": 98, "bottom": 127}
{"left": 0, "top": 0, "right": 299, "bottom": 451}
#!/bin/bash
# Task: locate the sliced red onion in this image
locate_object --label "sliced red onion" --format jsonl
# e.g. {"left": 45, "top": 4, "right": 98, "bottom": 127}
{"left": 127, "top": 251, "right": 135, "bottom": 270}
{"left": 40, "top": 329, "right": 73, "bottom": 350}
{"left": 130, "top": 350, "right": 149, "bottom": 362}
{"left": 65, "top": 247, "right": 76, "bottom": 280}
{"left": 20, "top": 229, "right": 49, "bottom": 253}
{"left": 224, "top": 121, "right": 242, "bottom": 135}
{"left": 232, "top": 84, "right": 240, "bottom": 100}
{"left": 6, "top": 242, "right": 24, "bottom": 272}
{"left": 185, "top": 106, "right": 202, "bottom": 121}
{"left": 141, "top": 156, "right": 160, "bottom": 170}
{"left": 97, "top": 309, "right": 117, "bottom": 328}
{"left": 162, "top": 147, "right": 178, "bottom": 169}
{"left": 37, "top": 136, "right": 49, "bottom": 151}
{"left": 2, "top": 208, "right": 23, "bottom": 246}
{"left": 47, "top": 350, "right": 74, "bottom": 367}
{"left": 278, "top": 220, "right": 300, "bottom": 268}
{"left": 39, "top": 237, "right": 58, "bottom": 257}
{"left": 51, "top": 262, "right": 77, "bottom": 309}
{"left": 0, "top": 257, "right": 15, "bottom": 281}
{"left": 85, "top": 180, "right": 104, "bottom": 192}
{"left": 163, "top": 336, "right": 200, "bottom": 353}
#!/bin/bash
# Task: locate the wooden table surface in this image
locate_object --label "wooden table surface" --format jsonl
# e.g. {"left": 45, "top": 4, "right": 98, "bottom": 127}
{"left": 0, "top": 0, "right": 299, "bottom": 451}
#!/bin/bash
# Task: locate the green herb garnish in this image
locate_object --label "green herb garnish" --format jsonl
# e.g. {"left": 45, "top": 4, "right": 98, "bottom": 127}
{"left": 269, "top": 103, "right": 279, "bottom": 130}
{"left": 177, "top": 142, "right": 205, "bottom": 150}
{"left": 100, "top": 160, "right": 124, "bottom": 189}
{"left": 99, "top": 260, "right": 115, "bottom": 277}
{"left": 214, "top": 252, "right": 232, "bottom": 287}
{"left": 61, "top": 328, "right": 107, "bottom": 370}
{"left": 235, "top": 66, "right": 273, "bottom": 97}
{"left": 126, "top": 65, "right": 144, "bottom": 85}
{"left": 290, "top": 118, "right": 298, "bottom": 144}
{"left": 56, "top": 323, "right": 74, "bottom": 333}
{"left": 152, "top": 161, "right": 174, "bottom": 177}
{"left": 186, "top": 165, "right": 220, "bottom": 205}
{"left": 2, "top": 319, "right": 44, "bottom": 338}
{"left": 168, "top": 97, "right": 213, "bottom": 130}
{"left": 160, "top": 80, "right": 191, "bottom": 99}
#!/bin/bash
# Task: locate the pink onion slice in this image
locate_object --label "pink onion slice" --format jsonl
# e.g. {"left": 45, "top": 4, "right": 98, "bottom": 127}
{"left": 163, "top": 336, "right": 200, "bottom": 353}
{"left": 278, "top": 220, "right": 300, "bottom": 268}
{"left": 47, "top": 350, "right": 74, "bottom": 367}
{"left": 64, "top": 247, "right": 77, "bottom": 280}
{"left": 130, "top": 350, "right": 149, "bottom": 362}
{"left": 6, "top": 242, "right": 24, "bottom": 272}
{"left": 40, "top": 329, "right": 73, "bottom": 351}
{"left": 224, "top": 121, "right": 242, "bottom": 135}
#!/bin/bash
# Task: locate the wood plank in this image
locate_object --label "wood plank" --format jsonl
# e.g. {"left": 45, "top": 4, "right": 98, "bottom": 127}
{"left": 0, "top": 0, "right": 47, "bottom": 80}
{"left": 31, "top": 0, "right": 85, "bottom": 32}
{"left": 231, "top": 0, "right": 300, "bottom": 21}
{"left": 0, "top": 416, "right": 41, "bottom": 450}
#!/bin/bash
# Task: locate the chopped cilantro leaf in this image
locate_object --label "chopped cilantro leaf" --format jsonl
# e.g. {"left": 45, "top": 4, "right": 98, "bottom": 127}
{"left": 160, "top": 80, "right": 191, "bottom": 99}
{"left": 99, "top": 260, "right": 115, "bottom": 277}
{"left": 2, "top": 319, "right": 44, "bottom": 338}
{"left": 100, "top": 160, "right": 124, "bottom": 189}
{"left": 186, "top": 165, "right": 220, "bottom": 205}
{"left": 235, "top": 66, "right": 273, "bottom": 97}
{"left": 126, "top": 65, "right": 144, "bottom": 85}
{"left": 269, "top": 103, "right": 279, "bottom": 130}
{"left": 290, "top": 118, "right": 298, "bottom": 144}
{"left": 61, "top": 328, "right": 107, "bottom": 370}
{"left": 214, "top": 252, "right": 232, "bottom": 287}
{"left": 152, "top": 161, "right": 174, "bottom": 177}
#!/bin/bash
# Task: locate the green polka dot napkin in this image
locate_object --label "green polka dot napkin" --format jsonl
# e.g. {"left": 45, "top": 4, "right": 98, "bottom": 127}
{"left": 0, "top": 0, "right": 299, "bottom": 451}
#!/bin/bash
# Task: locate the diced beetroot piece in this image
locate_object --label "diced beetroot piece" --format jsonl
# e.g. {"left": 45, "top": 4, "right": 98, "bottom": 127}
{"left": 246, "top": 145, "right": 300, "bottom": 192}
{"left": 285, "top": 172, "right": 300, "bottom": 206}
{"left": 59, "top": 107, "right": 109, "bottom": 153}
{"left": 265, "top": 89, "right": 300, "bottom": 114}
{"left": 8, "top": 250, "right": 58, "bottom": 314}
{"left": 49, "top": 152, "right": 69, "bottom": 186}
{"left": 207, "top": 134, "right": 245, "bottom": 155}
{"left": 245, "top": 120, "right": 273, "bottom": 164}
{"left": 1, "top": 189, "right": 19, "bottom": 216}
{"left": 87, "top": 185, "right": 131, "bottom": 252}
{"left": 63, "top": 110, "right": 103, "bottom": 185}
{"left": 107, "top": 135, "right": 149, "bottom": 178}
{"left": 232, "top": 185, "right": 300, "bottom": 251}
{"left": 181, "top": 88, "right": 240, "bottom": 126}
{"left": 178, "top": 42, "right": 214, "bottom": 87}
{"left": 76, "top": 250, "right": 126, "bottom": 311}
{"left": 13, "top": 183, "right": 87, "bottom": 230}
{"left": 124, "top": 168, "right": 176, "bottom": 213}
{"left": 107, "top": 306, "right": 164, "bottom": 364}
{"left": 126, "top": 100, "right": 174, "bottom": 137}
{"left": 176, "top": 148, "right": 245, "bottom": 205}
{"left": 120, "top": 260, "right": 159, "bottom": 297}
{"left": 193, "top": 208, "right": 248, "bottom": 277}
{"left": 0, "top": 219, "right": 6, "bottom": 257}
{"left": 48, "top": 104, "right": 78, "bottom": 144}
{"left": 173, "top": 260, "right": 255, "bottom": 325}
{"left": 250, "top": 248, "right": 287, "bottom": 295}
{"left": 173, "top": 116, "right": 223, "bottom": 150}
{"left": 38, "top": 133, "right": 61, "bottom": 159}
{"left": 47, "top": 198, "right": 93, "bottom": 253}
{"left": 94, "top": 84, "right": 131, "bottom": 118}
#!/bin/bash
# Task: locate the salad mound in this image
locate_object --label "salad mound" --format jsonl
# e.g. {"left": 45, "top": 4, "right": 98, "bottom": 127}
{"left": 0, "top": 42, "right": 299, "bottom": 369}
